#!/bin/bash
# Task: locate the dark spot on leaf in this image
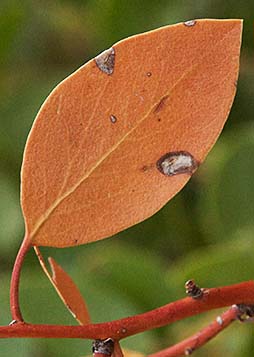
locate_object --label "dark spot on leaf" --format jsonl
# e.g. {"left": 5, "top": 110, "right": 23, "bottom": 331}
{"left": 157, "top": 118, "right": 161, "bottom": 122}
{"left": 157, "top": 151, "right": 199, "bottom": 176}
{"left": 146, "top": 72, "right": 152, "bottom": 77}
{"left": 95, "top": 47, "right": 115, "bottom": 75}
{"left": 184, "top": 20, "right": 196, "bottom": 27}
{"left": 74, "top": 239, "right": 78, "bottom": 244}
{"left": 141, "top": 164, "right": 154, "bottom": 172}
{"left": 154, "top": 95, "right": 169, "bottom": 114}
{"left": 110, "top": 114, "right": 117, "bottom": 123}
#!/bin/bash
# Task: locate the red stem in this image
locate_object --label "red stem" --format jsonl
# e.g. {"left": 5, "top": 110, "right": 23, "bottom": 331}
{"left": 10, "top": 238, "right": 31, "bottom": 322}
{"left": 148, "top": 305, "right": 239, "bottom": 357}
{"left": 113, "top": 341, "right": 124, "bottom": 357}
{"left": 2, "top": 280, "right": 254, "bottom": 339}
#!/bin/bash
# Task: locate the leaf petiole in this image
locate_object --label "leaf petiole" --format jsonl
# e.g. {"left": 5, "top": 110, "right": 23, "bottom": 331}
{"left": 10, "top": 237, "right": 31, "bottom": 322}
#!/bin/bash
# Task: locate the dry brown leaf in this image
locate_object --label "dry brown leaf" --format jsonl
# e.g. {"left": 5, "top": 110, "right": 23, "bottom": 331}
{"left": 34, "top": 247, "right": 90, "bottom": 325}
{"left": 21, "top": 19, "right": 242, "bottom": 247}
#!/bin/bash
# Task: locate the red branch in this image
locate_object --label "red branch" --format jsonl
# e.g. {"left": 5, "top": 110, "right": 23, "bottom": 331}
{"left": 148, "top": 305, "right": 239, "bottom": 357}
{"left": 1, "top": 281, "right": 254, "bottom": 340}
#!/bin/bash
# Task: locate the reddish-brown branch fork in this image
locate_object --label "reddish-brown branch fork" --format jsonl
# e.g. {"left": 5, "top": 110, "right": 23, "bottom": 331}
{"left": 148, "top": 305, "right": 239, "bottom": 357}
{"left": 1, "top": 280, "right": 254, "bottom": 340}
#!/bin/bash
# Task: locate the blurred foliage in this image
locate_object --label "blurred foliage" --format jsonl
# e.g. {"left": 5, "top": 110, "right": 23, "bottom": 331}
{"left": 0, "top": 1, "right": 254, "bottom": 356}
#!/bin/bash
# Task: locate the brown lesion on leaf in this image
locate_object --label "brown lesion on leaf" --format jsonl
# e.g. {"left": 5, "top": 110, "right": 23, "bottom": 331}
{"left": 146, "top": 71, "right": 152, "bottom": 77}
{"left": 153, "top": 95, "right": 169, "bottom": 114}
{"left": 157, "top": 151, "right": 199, "bottom": 176}
{"left": 183, "top": 19, "right": 197, "bottom": 27}
{"left": 110, "top": 114, "right": 117, "bottom": 124}
{"left": 141, "top": 163, "right": 154, "bottom": 172}
{"left": 95, "top": 47, "right": 115, "bottom": 75}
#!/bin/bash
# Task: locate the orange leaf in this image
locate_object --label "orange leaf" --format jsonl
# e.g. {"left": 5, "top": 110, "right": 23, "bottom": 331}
{"left": 21, "top": 19, "right": 242, "bottom": 247}
{"left": 34, "top": 247, "right": 90, "bottom": 325}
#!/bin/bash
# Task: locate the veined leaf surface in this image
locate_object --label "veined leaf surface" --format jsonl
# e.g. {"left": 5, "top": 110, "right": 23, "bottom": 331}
{"left": 21, "top": 19, "right": 242, "bottom": 247}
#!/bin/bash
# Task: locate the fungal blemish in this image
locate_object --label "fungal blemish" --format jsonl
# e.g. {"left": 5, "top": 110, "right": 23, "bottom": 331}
{"left": 154, "top": 95, "right": 169, "bottom": 114}
{"left": 185, "top": 347, "right": 194, "bottom": 355}
{"left": 141, "top": 163, "right": 154, "bottom": 172}
{"left": 156, "top": 151, "right": 198, "bottom": 176}
{"left": 146, "top": 72, "right": 152, "bottom": 77}
{"left": 110, "top": 114, "right": 117, "bottom": 123}
{"left": 95, "top": 47, "right": 115, "bottom": 75}
{"left": 184, "top": 20, "right": 196, "bottom": 27}
{"left": 216, "top": 316, "right": 223, "bottom": 326}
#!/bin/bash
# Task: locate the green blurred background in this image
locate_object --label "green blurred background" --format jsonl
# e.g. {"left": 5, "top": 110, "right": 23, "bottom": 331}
{"left": 0, "top": 1, "right": 254, "bottom": 356}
